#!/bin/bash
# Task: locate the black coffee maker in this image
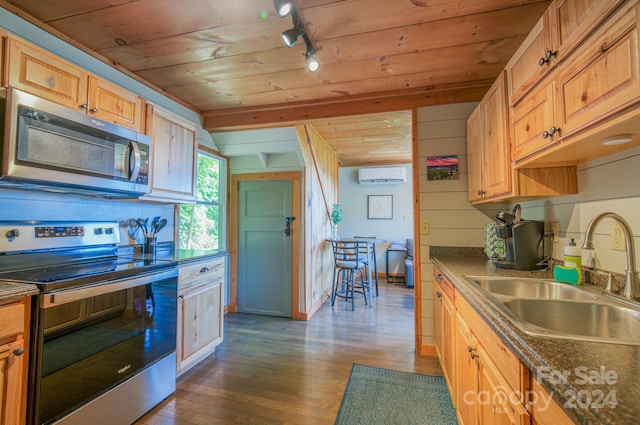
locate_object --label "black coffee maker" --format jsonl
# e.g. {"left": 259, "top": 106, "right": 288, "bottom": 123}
{"left": 492, "top": 205, "right": 545, "bottom": 270}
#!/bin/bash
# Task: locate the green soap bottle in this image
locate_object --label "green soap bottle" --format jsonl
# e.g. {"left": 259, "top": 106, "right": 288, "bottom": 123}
{"left": 564, "top": 238, "right": 583, "bottom": 285}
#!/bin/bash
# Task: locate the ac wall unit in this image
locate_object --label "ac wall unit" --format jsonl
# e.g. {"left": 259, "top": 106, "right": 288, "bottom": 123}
{"left": 358, "top": 167, "right": 406, "bottom": 184}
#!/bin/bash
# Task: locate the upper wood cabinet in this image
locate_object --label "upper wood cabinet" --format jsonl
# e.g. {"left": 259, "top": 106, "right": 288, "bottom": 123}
{"left": 507, "top": 0, "right": 625, "bottom": 105}
{"left": 506, "top": 13, "right": 554, "bottom": 105}
{"left": 7, "top": 37, "right": 143, "bottom": 131}
{"left": 467, "top": 72, "right": 512, "bottom": 203}
{"left": 512, "top": 0, "right": 640, "bottom": 167}
{"left": 467, "top": 72, "right": 577, "bottom": 204}
{"left": 0, "top": 30, "right": 7, "bottom": 87}
{"left": 144, "top": 104, "right": 197, "bottom": 203}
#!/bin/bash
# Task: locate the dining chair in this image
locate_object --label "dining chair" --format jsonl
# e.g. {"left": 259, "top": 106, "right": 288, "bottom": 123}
{"left": 331, "top": 240, "right": 369, "bottom": 310}
{"left": 354, "top": 235, "right": 379, "bottom": 296}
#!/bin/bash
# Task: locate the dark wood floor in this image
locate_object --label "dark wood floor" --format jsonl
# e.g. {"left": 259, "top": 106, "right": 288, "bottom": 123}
{"left": 136, "top": 280, "right": 442, "bottom": 425}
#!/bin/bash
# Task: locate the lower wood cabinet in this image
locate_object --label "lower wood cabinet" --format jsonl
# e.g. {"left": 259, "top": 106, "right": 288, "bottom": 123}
{"left": 177, "top": 256, "right": 225, "bottom": 376}
{"left": 434, "top": 269, "right": 533, "bottom": 425}
{"left": 434, "top": 269, "right": 456, "bottom": 399}
{"left": 0, "top": 298, "right": 30, "bottom": 425}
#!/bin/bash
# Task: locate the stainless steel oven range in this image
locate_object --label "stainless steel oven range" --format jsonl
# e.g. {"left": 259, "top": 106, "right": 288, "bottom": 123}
{"left": 0, "top": 221, "right": 178, "bottom": 425}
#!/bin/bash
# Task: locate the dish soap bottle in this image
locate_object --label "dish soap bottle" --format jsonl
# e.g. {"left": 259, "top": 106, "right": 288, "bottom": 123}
{"left": 563, "top": 238, "right": 582, "bottom": 285}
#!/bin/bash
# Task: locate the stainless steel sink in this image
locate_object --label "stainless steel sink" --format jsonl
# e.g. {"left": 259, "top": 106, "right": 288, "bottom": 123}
{"left": 464, "top": 276, "right": 640, "bottom": 345}
{"left": 502, "top": 299, "right": 640, "bottom": 345}
{"left": 471, "top": 277, "right": 599, "bottom": 301}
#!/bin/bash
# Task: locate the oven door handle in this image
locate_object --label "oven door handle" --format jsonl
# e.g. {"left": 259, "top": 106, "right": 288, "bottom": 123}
{"left": 41, "top": 268, "right": 177, "bottom": 308}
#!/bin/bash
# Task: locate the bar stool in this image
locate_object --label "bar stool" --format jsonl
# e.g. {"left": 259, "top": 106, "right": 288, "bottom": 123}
{"left": 354, "top": 236, "right": 378, "bottom": 296}
{"left": 331, "top": 240, "right": 369, "bottom": 310}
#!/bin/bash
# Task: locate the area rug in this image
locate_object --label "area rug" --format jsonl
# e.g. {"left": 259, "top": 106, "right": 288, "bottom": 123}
{"left": 335, "top": 364, "right": 458, "bottom": 425}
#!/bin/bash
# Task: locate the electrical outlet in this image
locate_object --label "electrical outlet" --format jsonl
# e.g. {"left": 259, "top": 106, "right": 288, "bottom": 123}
{"left": 420, "top": 221, "right": 430, "bottom": 235}
{"left": 551, "top": 222, "right": 559, "bottom": 243}
{"left": 611, "top": 222, "right": 626, "bottom": 251}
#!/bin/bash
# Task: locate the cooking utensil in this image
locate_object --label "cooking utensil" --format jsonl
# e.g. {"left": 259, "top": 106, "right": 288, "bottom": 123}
{"left": 126, "top": 218, "right": 140, "bottom": 239}
{"left": 150, "top": 216, "right": 160, "bottom": 234}
{"left": 155, "top": 218, "right": 167, "bottom": 234}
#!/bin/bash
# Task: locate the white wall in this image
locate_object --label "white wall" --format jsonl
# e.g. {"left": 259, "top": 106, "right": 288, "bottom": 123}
{"left": 338, "top": 164, "right": 413, "bottom": 274}
{"left": 514, "top": 147, "right": 640, "bottom": 274}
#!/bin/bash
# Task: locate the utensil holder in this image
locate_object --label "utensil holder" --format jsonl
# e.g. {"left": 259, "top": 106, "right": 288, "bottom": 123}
{"left": 143, "top": 234, "right": 157, "bottom": 259}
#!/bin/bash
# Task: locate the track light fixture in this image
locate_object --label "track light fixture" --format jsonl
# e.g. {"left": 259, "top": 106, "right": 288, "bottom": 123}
{"left": 274, "top": 1, "right": 319, "bottom": 72}
{"left": 273, "top": 0, "right": 294, "bottom": 18}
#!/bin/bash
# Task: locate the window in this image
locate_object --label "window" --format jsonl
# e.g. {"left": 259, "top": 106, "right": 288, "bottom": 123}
{"left": 179, "top": 150, "right": 226, "bottom": 250}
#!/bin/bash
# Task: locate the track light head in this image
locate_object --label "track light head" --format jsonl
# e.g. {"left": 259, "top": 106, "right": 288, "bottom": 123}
{"left": 305, "top": 51, "right": 319, "bottom": 72}
{"left": 273, "top": 0, "right": 294, "bottom": 18}
{"left": 281, "top": 27, "right": 301, "bottom": 48}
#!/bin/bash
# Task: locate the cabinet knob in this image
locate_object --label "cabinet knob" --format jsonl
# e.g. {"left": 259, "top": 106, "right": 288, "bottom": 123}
{"left": 436, "top": 291, "right": 442, "bottom": 298}
{"left": 436, "top": 273, "right": 442, "bottom": 281}
{"left": 13, "top": 347, "right": 25, "bottom": 356}
{"left": 89, "top": 108, "right": 99, "bottom": 114}
{"left": 542, "top": 126, "right": 561, "bottom": 139}
{"left": 538, "top": 49, "right": 558, "bottom": 66}
{"left": 179, "top": 294, "right": 185, "bottom": 299}
{"left": 477, "top": 190, "right": 485, "bottom": 196}
{"left": 200, "top": 267, "right": 210, "bottom": 273}
{"left": 467, "top": 345, "right": 478, "bottom": 359}
{"left": 79, "top": 103, "right": 88, "bottom": 110}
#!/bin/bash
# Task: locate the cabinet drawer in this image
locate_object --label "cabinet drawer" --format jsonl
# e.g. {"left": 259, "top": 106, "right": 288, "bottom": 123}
{"left": 434, "top": 266, "right": 455, "bottom": 302}
{"left": 179, "top": 257, "right": 225, "bottom": 289}
{"left": 0, "top": 302, "right": 25, "bottom": 338}
{"left": 531, "top": 378, "right": 575, "bottom": 425}
{"left": 456, "top": 293, "right": 528, "bottom": 393}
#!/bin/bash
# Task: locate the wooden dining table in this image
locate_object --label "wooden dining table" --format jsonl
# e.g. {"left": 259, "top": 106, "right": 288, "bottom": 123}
{"left": 326, "top": 238, "right": 386, "bottom": 305}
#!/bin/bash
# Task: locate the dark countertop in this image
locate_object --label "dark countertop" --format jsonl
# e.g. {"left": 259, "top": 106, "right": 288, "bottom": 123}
{"left": 432, "top": 252, "right": 639, "bottom": 425}
{"left": 0, "top": 281, "right": 39, "bottom": 302}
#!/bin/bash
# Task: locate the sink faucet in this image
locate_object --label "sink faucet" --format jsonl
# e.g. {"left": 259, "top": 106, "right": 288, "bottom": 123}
{"left": 582, "top": 212, "right": 639, "bottom": 299}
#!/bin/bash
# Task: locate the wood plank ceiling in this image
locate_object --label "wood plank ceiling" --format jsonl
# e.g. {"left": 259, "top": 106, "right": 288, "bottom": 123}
{"left": 2, "top": 0, "right": 550, "bottom": 166}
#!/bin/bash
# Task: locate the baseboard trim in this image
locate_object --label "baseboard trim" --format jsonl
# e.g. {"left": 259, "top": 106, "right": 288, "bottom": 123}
{"left": 420, "top": 344, "right": 438, "bottom": 357}
{"left": 298, "top": 292, "right": 329, "bottom": 321}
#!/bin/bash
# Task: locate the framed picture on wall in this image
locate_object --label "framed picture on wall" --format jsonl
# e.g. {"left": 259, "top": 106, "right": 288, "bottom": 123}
{"left": 367, "top": 195, "right": 393, "bottom": 219}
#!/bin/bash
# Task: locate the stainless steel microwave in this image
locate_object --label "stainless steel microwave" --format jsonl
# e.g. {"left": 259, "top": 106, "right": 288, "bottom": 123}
{"left": 0, "top": 88, "right": 151, "bottom": 198}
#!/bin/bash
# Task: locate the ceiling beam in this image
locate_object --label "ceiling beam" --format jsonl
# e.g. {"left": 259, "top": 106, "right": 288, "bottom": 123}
{"left": 202, "top": 82, "right": 490, "bottom": 131}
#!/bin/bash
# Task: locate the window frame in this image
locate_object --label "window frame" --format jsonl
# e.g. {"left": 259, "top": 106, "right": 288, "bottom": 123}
{"left": 178, "top": 147, "right": 227, "bottom": 250}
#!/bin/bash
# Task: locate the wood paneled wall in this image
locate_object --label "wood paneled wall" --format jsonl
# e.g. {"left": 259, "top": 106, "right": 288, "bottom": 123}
{"left": 295, "top": 125, "right": 339, "bottom": 317}
{"left": 415, "top": 103, "right": 504, "bottom": 352}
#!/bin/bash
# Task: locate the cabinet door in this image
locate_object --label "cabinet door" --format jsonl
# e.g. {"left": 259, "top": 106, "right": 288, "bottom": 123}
{"left": 455, "top": 314, "right": 478, "bottom": 425}
{"left": 478, "top": 346, "right": 530, "bottom": 425}
{"left": 433, "top": 283, "right": 443, "bottom": 357}
{"left": 549, "top": 0, "right": 625, "bottom": 59}
{"left": 88, "top": 76, "right": 144, "bottom": 131}
{"left": 441, "top": 291, "right": 455, "bottom": 400}
{"left": 481, "top": 73, "right": 511, "bottom": 198}
{"left": 511, "top": 79, "right": 558, "bottom": 161}
{"left": 1, "top": 31, "right": 7, "bottom": 87}
{"left": 466, "top": 106, "right": 484, "bottom": 202}
{"left": 147, "top": 106, "right": 197, "bottom": 202}
{"left": 0, "top": 339, "right": 25, "bottom": 425}
{"left": 556, "top": 1, "right": 640, "bottom": 138}
{"left": 507, "top": 12, "right": 555, "bottom": 104}
{"left": 8, "top": 38, "right": 89, "bottom": 110}
{"left": 178, "top": 279, "right": 223, "bottom": 374}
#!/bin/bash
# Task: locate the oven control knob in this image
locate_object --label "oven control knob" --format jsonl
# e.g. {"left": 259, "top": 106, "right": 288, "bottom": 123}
{"left": 94, "top": 227, "right": 104, "bottom": 235}
{"left": 105, "top": 227, "right": 114, "bottom": 235}
{"left": 5, "top": 229, "right": 20, "bottom": 240}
